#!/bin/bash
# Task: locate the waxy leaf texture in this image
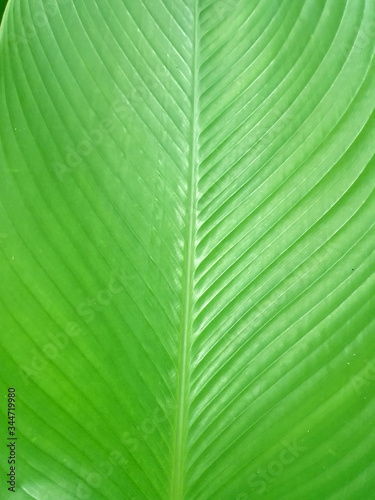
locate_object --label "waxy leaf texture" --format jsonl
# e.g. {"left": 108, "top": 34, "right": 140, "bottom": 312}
{"left": 0, "top": 0, "right": 375, "bottom": 498}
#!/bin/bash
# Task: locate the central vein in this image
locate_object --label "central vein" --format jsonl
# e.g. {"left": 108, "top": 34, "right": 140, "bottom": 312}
{"left": 171, "top": 1, "right": 200, "bottom": 498}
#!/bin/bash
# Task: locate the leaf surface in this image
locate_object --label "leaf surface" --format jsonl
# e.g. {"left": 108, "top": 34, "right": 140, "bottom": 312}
{"left": 0, "top": 0, "right": 374, "bottom": 499}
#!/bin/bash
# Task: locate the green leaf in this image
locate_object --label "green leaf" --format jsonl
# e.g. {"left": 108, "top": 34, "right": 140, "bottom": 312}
{"left": 0, "top": 0, "right": 374, "bottom": 498}
{"left": 0, "top": 0, "right": 8, "bottom": 22}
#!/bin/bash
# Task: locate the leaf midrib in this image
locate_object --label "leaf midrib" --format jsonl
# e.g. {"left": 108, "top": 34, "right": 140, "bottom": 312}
{"left": 171, "top": 1, "right": 200, "bottom": 498}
